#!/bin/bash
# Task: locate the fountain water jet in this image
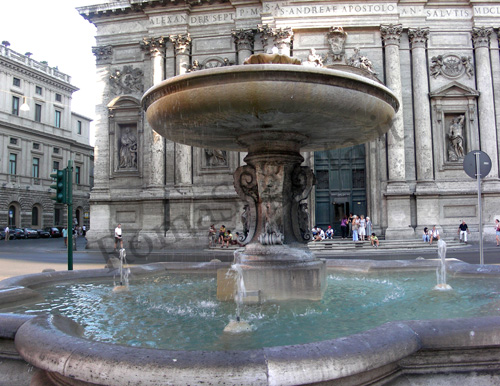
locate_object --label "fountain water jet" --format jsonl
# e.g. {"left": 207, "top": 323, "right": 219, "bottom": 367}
{"left": 142, "top": 55, "right": 399, "bottom": 302}
{"left": 112, "top": 248, "right": 130, "bottom": 293}
{"left": 434, "top": 239, "right": 453, "bottom": 291}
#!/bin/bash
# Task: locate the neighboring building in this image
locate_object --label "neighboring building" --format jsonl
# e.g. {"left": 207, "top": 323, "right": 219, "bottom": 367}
{"left": 78, "top": 0, "right": 500, "bottom": 249}
{"left": 0, "top": 43, "right": 93, "bottom": 230}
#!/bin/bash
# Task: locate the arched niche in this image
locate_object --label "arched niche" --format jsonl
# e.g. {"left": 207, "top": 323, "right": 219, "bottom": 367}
{"left": 107, "top": 96, "right": 142, "bottom": 177}
{"left": 430, "top": 81, "right": 479, "bottom": 171}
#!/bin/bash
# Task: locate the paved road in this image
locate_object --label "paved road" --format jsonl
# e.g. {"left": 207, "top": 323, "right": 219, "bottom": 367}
{"left": 0, "top": 237, "right": 498, "bottom": 281}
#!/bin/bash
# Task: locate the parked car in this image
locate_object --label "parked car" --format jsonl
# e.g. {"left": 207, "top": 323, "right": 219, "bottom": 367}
{"left": 44, "top": 227, "right": 61, "bottom": 238}
{"left": 0, "top": 231, "right": 4, "bottom": 240}
{"left": 23, "top": 228, "right": 39, "bottom": 239}
{"left": 36, "top": 229, "right": 51, "bottom": 238}
{"left": 11, "top": 228, "right": 25, "bottom": 239}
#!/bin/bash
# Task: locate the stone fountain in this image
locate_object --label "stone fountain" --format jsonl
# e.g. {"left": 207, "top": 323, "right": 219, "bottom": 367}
{"left": 142, "top": 53, "right": 399, "bottom": 302}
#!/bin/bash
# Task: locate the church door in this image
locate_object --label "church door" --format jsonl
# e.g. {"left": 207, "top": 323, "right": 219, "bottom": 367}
{"left": 314, "top": 145, "right": 367, "bottom": 236}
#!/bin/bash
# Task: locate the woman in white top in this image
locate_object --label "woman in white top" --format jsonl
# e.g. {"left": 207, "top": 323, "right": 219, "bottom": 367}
{"left": 359, "top": 215, "right": 366, "bottom": 241}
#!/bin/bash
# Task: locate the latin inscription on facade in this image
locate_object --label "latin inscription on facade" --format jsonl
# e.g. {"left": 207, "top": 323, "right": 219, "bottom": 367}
{"left": 150, "top": 4, "right": 500, "bottom": 27}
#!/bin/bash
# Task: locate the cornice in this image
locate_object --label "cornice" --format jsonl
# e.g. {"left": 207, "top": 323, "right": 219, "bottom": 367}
{"left": 78, "top": 0, "right": 230, "bottom": 23}
{"left": 0, "top": 120, "right": 94, "bottom": 152}
{"left": 0, "top": 57, "right": 79, "bottom": 94}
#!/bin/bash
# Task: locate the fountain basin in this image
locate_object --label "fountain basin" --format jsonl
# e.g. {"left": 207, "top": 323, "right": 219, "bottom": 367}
{"left": 142, "top": 64, "right": 398, "bottom": 152}
{"left": 3, "top": 260, "right": 500, "bottom": 385}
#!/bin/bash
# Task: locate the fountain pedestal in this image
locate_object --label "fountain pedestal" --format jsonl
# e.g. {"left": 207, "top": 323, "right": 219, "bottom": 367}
{"left": 224, "top": 133, "right": 326, "bottom": 302}
{"left": 142, "top": 60, "right": 398, "bottom": 302}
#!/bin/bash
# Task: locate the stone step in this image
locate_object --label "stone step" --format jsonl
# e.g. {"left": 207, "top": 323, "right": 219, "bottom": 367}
{"left": 307, "top": 239, "right": 466, "bottom": 251}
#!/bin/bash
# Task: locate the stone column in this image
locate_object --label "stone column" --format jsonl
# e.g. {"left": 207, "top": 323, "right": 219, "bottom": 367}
{"left": 408, "top": 27, "right": 434, "bottom": 182}
{"left": 258, "top": 25, "right": 293, "bottom": 55}
{"left": 380, "top": 24, "right": 406, "bottom": 183}
{"left": 170, "top": 34, "right": 193, "bottom": 186}
{"left": 232, "top": 29, "right": 254, "bottom": 65}
{"left": 142, "top": 37, "right": 167, "bottom": 187}
{"left": 380, "top": 24, "right": 413, "bottom": 239}
{"left": 472, "top": 27, "right": 499, "bottom": 179}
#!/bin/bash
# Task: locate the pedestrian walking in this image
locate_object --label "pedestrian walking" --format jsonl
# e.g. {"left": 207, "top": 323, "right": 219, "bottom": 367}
{"left": 4, "top": 226, "right": 9, "bottom": 242}
{"left": 62, "top": 227, "right": 68, "bottom": 247}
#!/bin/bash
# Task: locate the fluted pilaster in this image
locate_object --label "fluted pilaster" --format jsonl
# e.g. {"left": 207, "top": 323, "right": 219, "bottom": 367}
{"left": 408, "top": 27, "right": 433, "bottom": 182}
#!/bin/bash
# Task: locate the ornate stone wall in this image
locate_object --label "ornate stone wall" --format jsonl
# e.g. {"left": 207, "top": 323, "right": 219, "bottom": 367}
{"left": 79, "top": 1, "right": 500, "bottom": 247}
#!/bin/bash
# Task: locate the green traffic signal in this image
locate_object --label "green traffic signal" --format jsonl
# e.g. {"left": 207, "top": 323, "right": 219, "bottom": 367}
{"left": 50, "top": 169, "right": 66, "bottom": 203}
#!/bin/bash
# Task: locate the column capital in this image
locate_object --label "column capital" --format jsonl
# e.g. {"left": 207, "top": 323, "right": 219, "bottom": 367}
{"left": 169, "top": 33, "right": 191, "bottom": 55}
{"left": 92, "top": 45, "right": 113, "bottom": 65}
{"left": 232, "top": 29, "right": 255, "bottom": 52}
{"left": 380, "top": 24, "right": 403, "bottom": 46}
{"left": 408, "top": 27, "right": 429, "bottom": 49}
{"left": 258, "top": 24, "right": 293, "bottom": 53}
{"left": 140, "top": 37, "right": 167, "bottom": 56}
{"left": 472, "top": 27, "right": 493, "bottom": 49}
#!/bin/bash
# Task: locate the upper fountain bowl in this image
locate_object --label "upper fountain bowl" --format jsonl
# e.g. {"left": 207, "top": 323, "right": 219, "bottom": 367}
{"left": 142, "top": 64, "right": 399, "bottom": 152}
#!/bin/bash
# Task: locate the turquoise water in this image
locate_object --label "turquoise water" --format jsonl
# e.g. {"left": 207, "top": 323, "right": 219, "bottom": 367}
{"left": 4, "top": 271, "right": 500, "bottom": 351}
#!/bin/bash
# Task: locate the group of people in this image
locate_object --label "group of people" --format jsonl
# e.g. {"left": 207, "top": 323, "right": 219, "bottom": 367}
{"left": 208, "top": 224, "right": 240, "bottom": 248}
{"left": 422, "top": 225, "right": 441, "bottom": 245}
{"left": 312, "top": 214, "right": 380, "bottom": 247}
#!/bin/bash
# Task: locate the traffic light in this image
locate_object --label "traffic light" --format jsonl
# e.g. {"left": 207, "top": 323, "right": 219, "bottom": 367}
{"left": 50, "top": 169, "right": 66, "bottom": 203}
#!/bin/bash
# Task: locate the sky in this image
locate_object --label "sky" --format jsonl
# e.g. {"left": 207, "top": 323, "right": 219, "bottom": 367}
{"left": 1, "top": 0, "right": 104, "bottom": 144}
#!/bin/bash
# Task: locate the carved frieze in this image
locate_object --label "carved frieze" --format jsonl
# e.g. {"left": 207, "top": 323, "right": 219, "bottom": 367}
{"left": 430, "top": 54, "right": 474, "bottom": 79}
{"left": 204, "top": 57, "right": 232, "bottom": 68}
{"left": 92, "top": 45, "right": 113, "bottom": 65}
{"left": 380, "top": 24, "right": 403, "bottom": 46}
{"left": 169, "top": 33, "right": 191, "bottom": 55}
{"left": 472, "top": 27, "right": 492, "bottom": 48}
{"left": 109, "top": 65, "right": 144, "bottom": 95}
{"left": 204, "top": 149, "right": 227, "bottom": 167}
{"left": 232, "top": 29, "right": 255, "bottom": 52}
{"left": 325, "top": 26, "right": 348, "bottom": 64}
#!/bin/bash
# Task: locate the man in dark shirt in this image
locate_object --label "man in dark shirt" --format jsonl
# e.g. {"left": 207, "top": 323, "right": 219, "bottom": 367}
{"left": 458, "top": 220, "right": 470, "bottom": 244}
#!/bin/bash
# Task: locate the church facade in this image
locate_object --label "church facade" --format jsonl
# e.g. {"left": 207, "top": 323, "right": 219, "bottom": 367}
{"left": 78, "top": 0, "right": 500, "bottom": 249}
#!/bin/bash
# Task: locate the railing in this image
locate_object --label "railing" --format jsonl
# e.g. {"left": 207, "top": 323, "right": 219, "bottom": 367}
{"left": 0, "top": 44, "right": 72, "bottom": 83}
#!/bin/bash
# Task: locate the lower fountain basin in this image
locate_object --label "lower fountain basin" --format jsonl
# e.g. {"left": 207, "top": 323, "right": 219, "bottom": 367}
{"left": 2, "top": 260, "right": 500, "bottom": 385}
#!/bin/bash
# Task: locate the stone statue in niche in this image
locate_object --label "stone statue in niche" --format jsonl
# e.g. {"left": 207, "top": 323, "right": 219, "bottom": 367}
{"left": 447, "top": 115, "right": 465, "bottom": 161}
{"left": 205, "top": 149, "right": 227, "bottom": 167}
{"left": 109, "top": 65, "right": 144, "bottom": 95}
{"left": 119, "top": 127, "right": 138, "bottom": 169}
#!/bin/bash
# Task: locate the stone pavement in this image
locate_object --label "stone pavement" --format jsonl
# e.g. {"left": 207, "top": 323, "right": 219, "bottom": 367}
{"left": 1, "top": 236, "right": 499, "bottom": 282}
